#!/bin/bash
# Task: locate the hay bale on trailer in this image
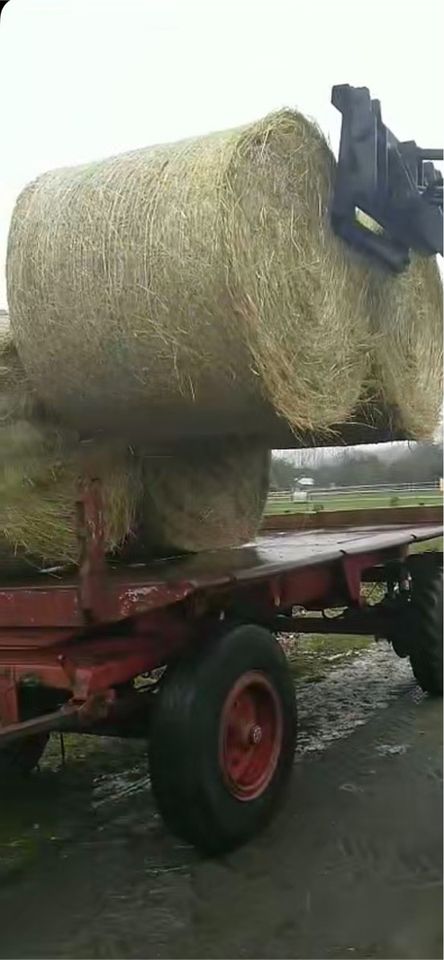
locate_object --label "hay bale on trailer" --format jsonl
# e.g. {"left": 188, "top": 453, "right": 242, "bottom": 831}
{"left": 137, "top": 440, "right": 271, "bottom": 555}
{"left": 7, "top": 110, "right": 374, "bottom": 444}
{"left": 0, "top": 323, "right": 270, "bottom": 568}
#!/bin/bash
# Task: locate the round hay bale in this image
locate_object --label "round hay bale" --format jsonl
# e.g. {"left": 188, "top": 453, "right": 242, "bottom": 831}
{"left": 136, "top": 440, "right": 270, "bottom": 555}
{"left": 0, "top": 323, "right": 267, "bottom": 568}
{"left": 366, "top": 255, "right": 443, "bottom": 440}
{"left": 7, "top": 110, "right": 373, "bottom": 443}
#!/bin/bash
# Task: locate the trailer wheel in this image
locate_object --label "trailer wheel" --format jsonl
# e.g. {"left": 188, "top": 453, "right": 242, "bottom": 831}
{"left": 0, "top": 734, "right": 48, "bottom": 777}
{"left": 406, "top": 559, "right": 443, "bottom": 696}
{"left": 149, "top": 624, "right": 297, "bottom": 854}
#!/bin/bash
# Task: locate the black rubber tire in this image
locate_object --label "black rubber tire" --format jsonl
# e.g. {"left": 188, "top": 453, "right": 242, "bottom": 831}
{"left": 149, "top": 625, "right": 297, "bottom": 854}
{"left": 0, "top": 734, "right": 48, "bottom": 777}
{"left": 407, "top": 558, "right": 443, "bottom": 696}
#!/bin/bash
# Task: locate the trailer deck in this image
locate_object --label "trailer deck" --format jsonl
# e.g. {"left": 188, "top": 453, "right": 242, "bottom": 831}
{"left": 0, "top": 520, "right": 442, "bottom": 628}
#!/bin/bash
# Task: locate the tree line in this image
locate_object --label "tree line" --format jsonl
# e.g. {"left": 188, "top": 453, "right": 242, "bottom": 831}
{"left": 271, "top": 442, "right": 443, "bottom": 491}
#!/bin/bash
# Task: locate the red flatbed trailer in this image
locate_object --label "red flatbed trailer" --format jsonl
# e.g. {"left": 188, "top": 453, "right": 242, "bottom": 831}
{"left": 0, "top": 489, "right": 442, "bottom": 854}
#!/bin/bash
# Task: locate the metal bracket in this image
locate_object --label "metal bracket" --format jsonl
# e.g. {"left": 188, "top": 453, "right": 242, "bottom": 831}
{"left": 331, "top": 84, "right": 443, "bottom": 271}
{"left": 0, "top": 669, "right": 19, "bottom": 726}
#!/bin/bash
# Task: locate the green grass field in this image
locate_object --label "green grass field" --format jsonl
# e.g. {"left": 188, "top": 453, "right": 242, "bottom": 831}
{"left": 265, "top": 491, "right": 442, "bottom": 515}
{"left": 411, "top": 536, "right": 443, "bottom": 553}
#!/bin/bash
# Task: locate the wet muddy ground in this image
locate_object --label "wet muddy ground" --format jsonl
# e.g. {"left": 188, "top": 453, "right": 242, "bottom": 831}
{"left": 0, "top": 638, "right": 442, "bottom": 959}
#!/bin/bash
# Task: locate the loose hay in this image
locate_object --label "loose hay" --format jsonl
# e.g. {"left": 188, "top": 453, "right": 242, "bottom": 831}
{"left": 136, "top": 440, "right": 271, "bottom": 554}
{"left": 7, "top": 110, "right": 374, "bottom": 443}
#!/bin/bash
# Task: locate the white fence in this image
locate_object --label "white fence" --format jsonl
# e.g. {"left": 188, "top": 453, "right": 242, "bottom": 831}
{"left": 268, "top": 480, "right": 442, "bottom": 503}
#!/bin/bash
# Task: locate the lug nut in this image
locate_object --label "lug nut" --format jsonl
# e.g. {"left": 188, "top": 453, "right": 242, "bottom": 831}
{"left": 250, "top": 724, "right": 263, "bottom": 744}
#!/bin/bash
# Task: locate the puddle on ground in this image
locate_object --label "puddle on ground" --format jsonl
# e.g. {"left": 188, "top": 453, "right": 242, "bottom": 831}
{"left": 295, "top": 644, "right": 412, "bottom": 755}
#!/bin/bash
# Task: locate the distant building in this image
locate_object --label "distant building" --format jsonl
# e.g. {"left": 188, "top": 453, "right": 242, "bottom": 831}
{"left": 291, "top": 476, "right": 314, "bottom": 502}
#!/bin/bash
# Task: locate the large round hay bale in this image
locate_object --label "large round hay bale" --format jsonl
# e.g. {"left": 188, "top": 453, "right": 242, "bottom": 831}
{"left": 7, "top": 110, "right": 373, "bottom": 443}
{"left": 136, "top": 440, "right": 270, "bottom": 555}
{"left": 366, "top": 256, "right": 443, "bottom": 440}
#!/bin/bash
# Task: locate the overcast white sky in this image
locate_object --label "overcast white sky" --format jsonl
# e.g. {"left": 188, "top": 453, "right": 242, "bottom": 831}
{"left": 0, "top": 0, "right": 443, "bottom": 308}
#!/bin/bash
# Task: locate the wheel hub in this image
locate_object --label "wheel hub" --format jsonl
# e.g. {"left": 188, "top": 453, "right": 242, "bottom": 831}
{"left": 219, "top": 670, "right": 283, "bottom": 801}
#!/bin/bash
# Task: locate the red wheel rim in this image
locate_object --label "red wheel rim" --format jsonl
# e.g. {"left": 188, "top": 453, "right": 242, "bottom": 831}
{"left": 219, "top": 671, "right": 283, "bottom": 801}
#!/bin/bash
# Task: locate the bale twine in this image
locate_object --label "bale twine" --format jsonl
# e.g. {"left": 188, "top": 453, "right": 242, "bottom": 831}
{"left": 7, "top": 110, "right": 373, "bottom": 443}
{"left": 365, "top": 255, "right": 443, "bottom": 440}
{"left": 136, "top": 440, "right": 271, "bottom": 555}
